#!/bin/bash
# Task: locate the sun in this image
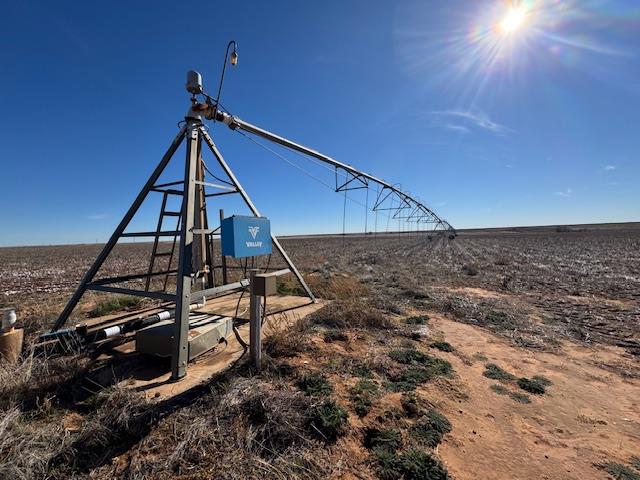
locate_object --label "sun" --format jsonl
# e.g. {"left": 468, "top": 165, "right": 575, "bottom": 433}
{"left": 499, "top": 6, "right": 527, "bottom": 34}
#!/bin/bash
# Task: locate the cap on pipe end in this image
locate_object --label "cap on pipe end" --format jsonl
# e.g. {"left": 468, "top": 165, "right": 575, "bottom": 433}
{"left": 186, "top": 70, "right": 203, "bottom": 95}
{"left": 2, "top": 309, "right": 17, "bottom": 332}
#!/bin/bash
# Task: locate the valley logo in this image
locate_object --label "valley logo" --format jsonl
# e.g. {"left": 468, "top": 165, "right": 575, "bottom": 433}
{"left": 246, "top": 225, "right": 262, "bottom": 248}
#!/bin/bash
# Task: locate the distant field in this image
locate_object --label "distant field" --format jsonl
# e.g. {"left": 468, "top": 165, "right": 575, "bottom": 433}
{"left": 2, "top": 223, "right": 639, "bottom": 352}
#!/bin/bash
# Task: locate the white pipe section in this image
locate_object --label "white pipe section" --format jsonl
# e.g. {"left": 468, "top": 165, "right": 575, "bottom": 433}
{"left": 103, "top": 326, "right": 122, "bottom": 338}
{"left": 100, "top": 298, "right": 206, "bottom": 339}
{"left": 2, "top": 309, "right": 16, "bottom": 332}
{"left": 151, "top": 298, "right": 206, "bottom": 323}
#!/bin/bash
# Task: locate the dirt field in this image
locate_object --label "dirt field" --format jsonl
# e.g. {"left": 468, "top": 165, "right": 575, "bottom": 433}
{"left": 1, "top": 224, "right": 639, "bottom": 479}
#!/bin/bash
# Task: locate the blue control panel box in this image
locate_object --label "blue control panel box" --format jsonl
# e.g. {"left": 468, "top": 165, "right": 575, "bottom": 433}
{"left": 221, "top": 215, "right": 272, "bottom": 258}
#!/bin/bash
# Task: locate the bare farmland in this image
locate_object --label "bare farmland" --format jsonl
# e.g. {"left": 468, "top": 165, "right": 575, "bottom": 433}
{"left": 0, "top": 224, "right": 639, "bottom": 479}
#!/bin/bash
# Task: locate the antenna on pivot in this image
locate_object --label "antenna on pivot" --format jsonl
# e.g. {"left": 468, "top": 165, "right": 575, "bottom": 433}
{"left": 214, "top": 40, "right": 238, "bottom": 114}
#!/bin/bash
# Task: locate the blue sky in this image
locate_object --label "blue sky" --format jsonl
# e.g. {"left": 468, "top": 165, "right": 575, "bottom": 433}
{"left": 1, "top": 0, "right": 639, "bottom": 246}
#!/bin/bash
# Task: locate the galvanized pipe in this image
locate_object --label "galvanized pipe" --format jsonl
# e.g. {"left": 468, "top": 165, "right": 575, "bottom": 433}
{"left": 215, "top": 111, "right": 455, "bottom": 233}
{"left": 90, "top": 298, "right": 206, "bottom": 341}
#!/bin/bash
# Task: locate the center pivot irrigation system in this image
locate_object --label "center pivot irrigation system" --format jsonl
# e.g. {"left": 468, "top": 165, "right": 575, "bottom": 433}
{"left": 45, "top": 41, "right": 455, "bottom": 380}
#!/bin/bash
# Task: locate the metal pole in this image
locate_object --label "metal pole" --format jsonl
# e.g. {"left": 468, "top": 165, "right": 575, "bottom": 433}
{"left": 249, "top": 269, "right": 262, "bottom": 372}
{"left": 53, "top": 126, "right": 186, "bottom": 331}
{"left": 342, "top": 188, "right": 347, "bottom": 246}
{"left": 194, "top": 148, "right": 207, "bottom": 291}
{"left": 171, "top": 118, "right": 200, "bottom": 380}
{"left": 199, "top": 127, "right": 316, "bottom": 302}
{"left": 219, "top": 209, "right": 228, "bottom": 285}
{"left": 202, "top": 202, "right": 216, "bottom": 289}
{"left": 364, "top": 186, "right": 369, "bottom": 234}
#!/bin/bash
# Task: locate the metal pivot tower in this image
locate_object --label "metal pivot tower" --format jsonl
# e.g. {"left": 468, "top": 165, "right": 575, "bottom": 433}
{"left": 52, "top": 101, "right": 314, "bottom": 381}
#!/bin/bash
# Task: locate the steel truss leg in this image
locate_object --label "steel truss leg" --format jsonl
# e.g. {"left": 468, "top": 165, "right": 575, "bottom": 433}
{"left": 171, "top": 119, "right": 200, "bottom": 380}
{"left": 198, "top": 127, "right": 315, "bottom": 302}
{"left": 52, "top": 126, "right": 187, "bottom": 332}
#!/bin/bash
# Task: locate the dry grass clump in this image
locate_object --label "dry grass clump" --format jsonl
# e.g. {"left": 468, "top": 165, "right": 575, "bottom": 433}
{"left": 224, "top": 379, "right": 317, "bottom": 456}
{"left": 0, "top": 370, "right": 155, "bottom": 479}
{"left": 0, "top": 407, "right": 70, "bottom": 480}
{"left": 54, "top": 386, "right": 155, "bottom": 474}
{"left": 309, "top": 300, "right": 393, "bottom": 330}
{"left": 0, "top": 348, "right": 90, "bottom": 410}
{"left": 89, "top": 377, "right": 332, "bottom": 479}
{"left": 305, "top": 274, "right": 370, "bottom": 301}
{"left": 263, "top": 314, "right": 314, "bottom": 359}
{"left": 277, "top": 272, "right": 369, "bottom": 301}
{"left": 277, "top": 275, "right": 309, "bottom": 297}
{"left": 323, "top": 330, "right": 349, "bottom": 343}
{"left": 17, "top": 300, "right": 64, "bottom": 335}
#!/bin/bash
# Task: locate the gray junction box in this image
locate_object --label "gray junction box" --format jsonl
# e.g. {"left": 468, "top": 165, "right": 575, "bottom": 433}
{"left": 136, "top": 316, "right": 233, "bottom": 361}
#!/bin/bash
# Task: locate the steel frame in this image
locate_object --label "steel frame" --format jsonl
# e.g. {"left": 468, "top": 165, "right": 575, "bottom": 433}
{"left": 216, "top": 111, "right": 456, "bottom": 235}
{"left": 52, "top": 110, "right": 315, "bottom": 381}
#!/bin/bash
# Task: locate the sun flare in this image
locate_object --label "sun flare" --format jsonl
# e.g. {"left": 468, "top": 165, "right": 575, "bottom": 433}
{"left": 499, "top": 6, "right": 527, "bottom": 34}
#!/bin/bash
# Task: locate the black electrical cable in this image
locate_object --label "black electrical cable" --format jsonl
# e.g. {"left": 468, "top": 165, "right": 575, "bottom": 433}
{"left": 232, "top": 324, "right": 248, "bottom": 351}
{"left": 232, "top": 286, "right": 249, "bottom": 350}
{"left": 201, "top": 159, "right": 234, "bottom": 187}
{"left": 261, "top": 295, "right": 267, "bottom": 327}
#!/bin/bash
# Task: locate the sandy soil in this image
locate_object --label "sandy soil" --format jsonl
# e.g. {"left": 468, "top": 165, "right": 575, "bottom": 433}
{"left": 424, "top": 313, "right": 640, "bottom": 480}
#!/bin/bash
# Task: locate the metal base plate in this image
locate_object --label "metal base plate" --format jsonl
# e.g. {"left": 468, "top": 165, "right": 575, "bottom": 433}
{"left": 136, "top": 316, "right": 233, "bottom": 361}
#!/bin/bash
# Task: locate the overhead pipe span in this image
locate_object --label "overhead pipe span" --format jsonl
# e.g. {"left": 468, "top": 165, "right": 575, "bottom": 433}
{"left": 214, "top": 110, "right": 455, "bottom": 234}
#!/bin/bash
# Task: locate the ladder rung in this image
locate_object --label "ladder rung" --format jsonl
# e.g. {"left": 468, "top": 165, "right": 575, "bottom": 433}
{"left": 162, "top": 211, "right": 181, "bottom": 217}
{"left": 152, "top": 180, "right": 184, "bottom": 189}
{"left": 150, "top": 188, "right": 184, "bottom": 195}
{"left": 121, "top": 231, "right": 180, "bottom": 237}
{"left": 154, "top": 252, "right": 174, "bottom": 257}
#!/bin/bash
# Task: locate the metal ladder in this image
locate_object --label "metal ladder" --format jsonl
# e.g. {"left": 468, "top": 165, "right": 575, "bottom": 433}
{"left": 145, "top": 191, "right": 183, "bottom": 292}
